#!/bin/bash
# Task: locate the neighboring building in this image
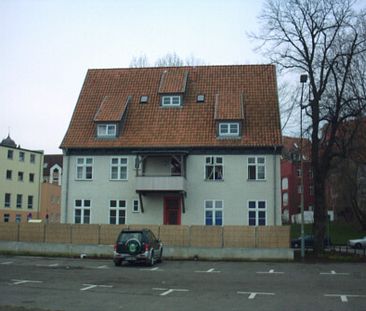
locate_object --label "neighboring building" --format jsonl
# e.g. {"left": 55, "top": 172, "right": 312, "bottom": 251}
{"left": 40, "top": 154, "right": 63, "bottom": 223}
{"left": 281, "top": 136, "right": 314, "bottom": 223}
{"left": 60, "top": 65, "right": 283, "bottom": 226}
{"left": 0, "top": 135, "right": 43, "bottom": 223}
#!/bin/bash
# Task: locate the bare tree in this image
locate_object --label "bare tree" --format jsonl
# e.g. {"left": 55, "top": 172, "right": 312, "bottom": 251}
{"left": 129, "top": 54, "right": 150, "bottom": 68}
{"left": 253, "top": 0, "right": 366, "bottom": 254}
{"left": 129, "top": 52, "right": 206, "bottom": 68}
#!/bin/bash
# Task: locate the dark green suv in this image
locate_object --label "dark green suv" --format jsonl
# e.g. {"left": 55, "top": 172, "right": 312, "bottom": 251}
{"left": 113, "top": 229, "right": 163, "bottom": 266}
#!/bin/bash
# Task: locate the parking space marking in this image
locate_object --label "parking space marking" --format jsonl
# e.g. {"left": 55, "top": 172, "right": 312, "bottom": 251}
{"left": 10, "top": 279, "right": 43, "bottom": 285}
{"left": 195, "top": 268, "right": 221, "bottom": 273}
{"left": 1, "top": 261, "right": 13, "bottom": 265}
{"left": 320, "top": 270, "right": 350, "bottom": 275}
{"left": 153, "top": 288, "right": 189, "bottom": 296}
{"left": 256, "top": 269, "right": 284, "bottom": 274}
{"left": 324, "top": 294, "right": 366, "bottom": 303}
{"left": 80, "top": 284, "right": 113, "bottom": 291}
{"left": 237, "top": 291, "right": 275, "bottom": 299}
{"left": 140, "top": 267, "right": 161, "bottom": 271}
{"left": 96, "top": 265, "right": 109, "bottom": 269}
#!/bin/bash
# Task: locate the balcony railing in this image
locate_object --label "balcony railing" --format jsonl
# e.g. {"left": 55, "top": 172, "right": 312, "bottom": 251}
{"left": 136, "top": 176, "right": 186, "bottom": 192}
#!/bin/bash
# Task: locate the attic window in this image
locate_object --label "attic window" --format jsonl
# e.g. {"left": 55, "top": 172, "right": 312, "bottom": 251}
{"left": 197, "top": 95, "right": 205, "bottom": 103}
{"left": 140, "top": 96, "right": 149, "bottom": 104}
{"left": 97, "top": 124, "right": 117, "bottom": 138}
{"left": 219, "top": 122, "right": 240, "bottom": 137}
{"left": 161, "top": 95, "right": 182, "bottom": 107}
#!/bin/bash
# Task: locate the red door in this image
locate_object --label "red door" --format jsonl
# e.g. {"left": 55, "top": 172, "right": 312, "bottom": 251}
{"left": 164, "top": 197, "right": 181, "bottom": 225}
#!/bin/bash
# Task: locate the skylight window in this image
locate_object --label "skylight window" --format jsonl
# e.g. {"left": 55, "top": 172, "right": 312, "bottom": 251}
{"left": 197, "top": 94, "right": 205, "bottom": 103}
{"left": 140, "top": 96, "right": 149, "bottom": 104}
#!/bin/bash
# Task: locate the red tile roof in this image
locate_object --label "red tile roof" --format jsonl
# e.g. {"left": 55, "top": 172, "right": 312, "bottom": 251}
{"left": 60, "top": 65, "right": 282, "bottom": 150}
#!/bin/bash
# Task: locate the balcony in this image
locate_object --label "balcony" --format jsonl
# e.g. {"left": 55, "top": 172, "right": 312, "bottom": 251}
{"left": 136, "top": 176, "right": 186, "bottom": 192}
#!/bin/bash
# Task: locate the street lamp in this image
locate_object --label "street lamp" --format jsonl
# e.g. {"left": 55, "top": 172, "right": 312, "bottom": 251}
{"left": 300, "top": 74, "right": 308, "bottom": 259}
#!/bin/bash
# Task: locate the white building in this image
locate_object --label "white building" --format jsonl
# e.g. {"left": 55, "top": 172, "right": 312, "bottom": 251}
{"left": 60, "top": 65, "right": 283, "bottom": 226}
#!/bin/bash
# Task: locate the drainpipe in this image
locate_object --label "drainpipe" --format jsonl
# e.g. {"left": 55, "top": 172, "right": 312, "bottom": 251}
{"left": 37, "top": 152, "right": 43, "bottom": 219}
{"left": 273, "top": 146, "right": 277, "bottom": 226}
{"left": 63, "top": 149, "right": 70, "bottom": 223}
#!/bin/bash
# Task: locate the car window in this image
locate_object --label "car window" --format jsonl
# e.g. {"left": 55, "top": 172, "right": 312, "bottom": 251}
{"left": 118, "top": 232, "right": 142, "bottom": 243}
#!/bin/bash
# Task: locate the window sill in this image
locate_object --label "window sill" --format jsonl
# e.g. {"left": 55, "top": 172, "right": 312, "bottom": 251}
{"left": 204, "top": 179, "right": 224, "bottom": 182}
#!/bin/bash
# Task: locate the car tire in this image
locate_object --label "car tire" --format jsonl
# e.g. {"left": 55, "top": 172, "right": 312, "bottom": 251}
{"left": 147, "top": 251, "right": 155, "bottom": 267}
{"left": 114, "top": 260, "right": 122, "bottom": 267}
{"left": 157, "top": 249, "right": 163, "bottom": 263}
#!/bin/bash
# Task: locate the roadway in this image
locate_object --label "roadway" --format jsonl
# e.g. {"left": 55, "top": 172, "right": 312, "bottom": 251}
{"left": 0, "top": 255, "right": 365, "bottom": 311}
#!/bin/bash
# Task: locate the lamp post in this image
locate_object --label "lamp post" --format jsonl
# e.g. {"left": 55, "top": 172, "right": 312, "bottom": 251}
{"left": 300, "top": 74, "right": 308, "bottom": 259}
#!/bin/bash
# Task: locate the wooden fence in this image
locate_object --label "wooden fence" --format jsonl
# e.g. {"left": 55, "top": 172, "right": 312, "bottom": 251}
{"left": 0, "top": 223, "right": 290, "bottom": 248}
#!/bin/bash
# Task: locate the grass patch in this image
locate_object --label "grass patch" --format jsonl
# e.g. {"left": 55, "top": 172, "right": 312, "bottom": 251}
{"left": 290, "top": 223, "right": 366, "bottom": 245}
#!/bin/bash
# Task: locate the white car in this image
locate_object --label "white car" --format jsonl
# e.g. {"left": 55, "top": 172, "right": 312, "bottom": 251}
{"left": 347, "top": 236, "right": 366, "bottom": 249}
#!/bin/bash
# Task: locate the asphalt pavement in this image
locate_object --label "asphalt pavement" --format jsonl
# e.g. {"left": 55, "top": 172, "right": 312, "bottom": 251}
{"left": 0, "top": 255, "right": 365, "bottom": 311}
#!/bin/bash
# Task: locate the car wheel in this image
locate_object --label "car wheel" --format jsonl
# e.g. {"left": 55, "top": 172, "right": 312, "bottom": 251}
{"left": 157, "top": 249, "right": 163, "bottom": 263}
{"left": 147, "top": 251, "right": 155, "bottom": 267}
{"left": 114, "top": 260, "right": 122, "bottom": 267}
{"left": 356, "top": 243, "right": 362, "bottom": 249}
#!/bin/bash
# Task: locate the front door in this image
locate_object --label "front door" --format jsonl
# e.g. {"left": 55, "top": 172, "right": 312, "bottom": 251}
{"left": 163, "top": 197, "right": 181, "bottom": 225}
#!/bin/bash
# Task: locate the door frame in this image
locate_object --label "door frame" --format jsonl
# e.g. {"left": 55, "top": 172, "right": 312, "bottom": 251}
{"left": 163, "top": 196, "right": 181, "bottom": 225}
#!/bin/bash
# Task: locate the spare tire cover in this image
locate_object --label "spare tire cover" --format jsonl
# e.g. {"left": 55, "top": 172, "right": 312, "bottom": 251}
{"left": 126, "top": 239, "right": 141, "bottom": 255}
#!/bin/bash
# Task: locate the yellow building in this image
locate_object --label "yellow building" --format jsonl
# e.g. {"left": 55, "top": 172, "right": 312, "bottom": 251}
{"left": 0, "top": 135, "right": 43, "bottom": 223}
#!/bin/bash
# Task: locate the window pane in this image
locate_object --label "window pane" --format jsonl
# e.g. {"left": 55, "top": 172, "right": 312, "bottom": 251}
{"left": 86, "top": 167, "right": 92, "bottom": 179}
{"left": 84, "top": 200, "right": 91, "bottom": 207}
{"left": 215, "top": 157, "right": 223, "bottom": 164}
{"left": 111, "top": 158, "right": 118, "bottom": 164}
{"left": 120, "top": 158, "right": 127, "bottom": 165}
{"left": 220, "top": 124, "right": 228, "bottom": 133}
{"left": 257, "top": 157, "right": 265, "bottom": 164}
{"left": 248, "top": 157, "right": 255, "bottom": 164}
{"left": 77, "top": 167, "right": 83, "bottom": 179}
{"left": 118, "top": 210, "right": 126, "bottom": 224}
{"left": 249, "top": 201, "right": 256, "bottom": 209}
{"left": 248, "top": 166, "right": 256, "bottom": 180}
{"left": 215, "top": 211, "right": 223, "bottom": 225}
{"left": 119, "top": 167, "right": 127, "bottom": 179}
{"left": 258, "top": 166, "right": 265, "bottom": 179}
{"left": 205, "top": 201, "right": 213, "bottom": 209}
{"left": 83, "top": 209, "right": 90, "bottom": 224}
{"left": 75, "top": 209, "right": 81, "bottom": 224}
{"left": 86, "top": 158, "right": 93, "bottom": 164}
{"left": 258, "top": 201, "right": 266, "bottom": 209}
{"left": 215, "top": 201, "right": 223, "bottom": 209}
{"left": 214, "top": 166, "right": 223, "bottom": 180}
{"left": 205, "top": 211, "right": 213, "bottom": 225}
{"left": 110, "top": 200, "right": 117, "bottom": 208}
{"left": 110, "top": 210, "right": 116, "bottom": 224}
{"left": 172, "top": 96, "right": 180, "bottom": 105}
{"left": 77, "top": 158, "right": 84, "bottom": 164}
{"left": 119, "top": 200, "right": 126, "bottom": 208}
{"left": 163, "top": 97, "right": 171, "bottom": 105}
{"left": 205, "top": 166, "right": 214, "bottom": 180}
{"left": 206, "top": 157, "right": 212, "bottom": 164}
{"left": 111, "top": 167, "right": 118, "bottom": 179}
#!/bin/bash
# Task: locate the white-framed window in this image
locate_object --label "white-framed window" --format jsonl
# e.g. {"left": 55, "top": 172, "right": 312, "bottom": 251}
{"left": 76, "top": 157, "right": 93, "bottom": 180}
{"left": 16, "top": 194, "right": 22, "bottom": 208}
{"left": 205, "top": 156, "right": 223, "bottom": 181}
{"left": 97, "top": 124, "right": 117, "bottom": 137}
{"left": 247, "top": 156, "right": 266, "bottom": 180}
{"left": 204, "top": 200, "right": 223, "bottom": 226}
{"left": 4, "top": 193, "right": 11, "bottom": 208}
{"left": 248, "top": 200, "right": 266, "bottom": 226}
{"left": 132, "top": 199, "right": 140, "bottom": 213}
{"left": 30, "top": 154, "right": 36, "bottom": 163}
{"left": 218, "top": 122, "right": 240, "bottom": 137}
{"left": 161, "top": 95, "right": 181, "bottom": 107}
{"left": 19, "top": 151, "right": 25, "bottom": 162}
{"left": 109, "top": 200, "right": 126, "bottom": 224}
{"left": 282, "top": 177, "right": 288, "bottom": 190}
{"left": 282, "top": 192, "right": 288, "bottom": 206}
{"left": 27, "top": 195, "right": 33, "bottom": 209}
{"left": 74, "top": 199, "right": 91, "bottom": 224}
{"left": 110, "top": 157, "right": 128, "bottom": 180}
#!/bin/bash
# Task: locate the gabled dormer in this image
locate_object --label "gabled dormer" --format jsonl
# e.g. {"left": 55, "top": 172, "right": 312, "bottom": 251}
{"left": 158, "top": 69, "right": 188, "bottom": 107}
{"left": 94, "top": 95, "right": 131, "bottom": 138}
{"left": 214, "top": 92, "right": 244, "bottom": 138}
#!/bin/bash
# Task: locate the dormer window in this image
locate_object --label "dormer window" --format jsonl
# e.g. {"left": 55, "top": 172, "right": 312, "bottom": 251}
{"left": 218, "top": 122, "right": 240, "bottom": 137}
{"left": 161, "top": 95, "right": 182, "bottom": 107}
{"left": 97, "top": 124, "right": 117, "bottom": 138}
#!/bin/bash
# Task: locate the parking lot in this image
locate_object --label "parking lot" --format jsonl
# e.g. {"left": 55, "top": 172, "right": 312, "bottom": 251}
{"left": 0, "top": 255, "right": 365, "bottom": 311}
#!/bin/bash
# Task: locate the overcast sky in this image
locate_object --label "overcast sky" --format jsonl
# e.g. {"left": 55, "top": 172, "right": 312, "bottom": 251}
{"left": 0, "top": 0, "right": 267, "bottom": 154}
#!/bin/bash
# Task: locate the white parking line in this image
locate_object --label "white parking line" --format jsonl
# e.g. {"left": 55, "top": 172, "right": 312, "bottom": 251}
{"left": 0, "top": 261, "right": 13, "bottom": 265}
{"left": 320, "top": 270, "right": 350, "bottom": 275}
{"left": 195, "top": 268, "right": 221, "bottom": 273}
{"left": 153, "top": 288, "right": 189, "bottom": 296}
{"left": 324, "top": 294, "right": 366, "bottom": 303}
{"left": 96, "top": 265, "right": 109, "bottom": 269}
{"left": 237, "top": 291, "right": 275, "bottom": 299}
{"left": 80, "top": 284, "right": 113, "bottom": 291}
{"left": 140, "top": 267, "right": 161, "bottom": 271}
{"left": 11, "top": 279, "right": 43, "bottom": 285}
{"left": 256, "top": 269, "right": 284, "bottom": 274}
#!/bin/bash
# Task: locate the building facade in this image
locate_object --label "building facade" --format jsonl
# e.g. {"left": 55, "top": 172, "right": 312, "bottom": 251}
{"left": 0, "top": 135, "right": 43, "bottom": 223}
{"left": 61, "top": 65, "right": 283, "bottom": 226}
